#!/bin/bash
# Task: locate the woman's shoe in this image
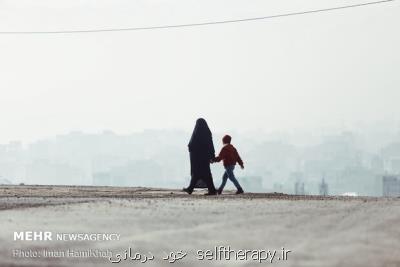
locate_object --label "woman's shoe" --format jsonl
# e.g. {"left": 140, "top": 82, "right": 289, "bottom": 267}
{"left": 182, "top": 188, "right": 193, "bottom": 195}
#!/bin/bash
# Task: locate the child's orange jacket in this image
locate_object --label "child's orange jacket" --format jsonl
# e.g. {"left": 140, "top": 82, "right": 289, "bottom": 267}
{"left": 215, "top": 144, "right": 244, "bottom": 167}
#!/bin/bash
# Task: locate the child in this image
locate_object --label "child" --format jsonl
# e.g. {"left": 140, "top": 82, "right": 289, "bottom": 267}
{"left": 213, "top": 135, "right": 244, "bottom": 194}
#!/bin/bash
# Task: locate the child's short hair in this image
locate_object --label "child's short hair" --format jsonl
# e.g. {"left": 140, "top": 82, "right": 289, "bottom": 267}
{"left": 222, "top": 135, "right": 232, "bottom": 144}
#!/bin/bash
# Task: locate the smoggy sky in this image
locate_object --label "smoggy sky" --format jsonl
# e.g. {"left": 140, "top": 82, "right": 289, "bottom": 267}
{"left": 0, "top": 0, "right": 399, "bottom": 143}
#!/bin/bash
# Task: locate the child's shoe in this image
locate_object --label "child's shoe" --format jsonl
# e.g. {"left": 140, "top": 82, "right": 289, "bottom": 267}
{"left": 235, "top": 188, "right": 244, "bottom": 194}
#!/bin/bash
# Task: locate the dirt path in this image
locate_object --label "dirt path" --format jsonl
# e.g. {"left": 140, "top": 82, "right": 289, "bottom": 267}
{"left": 0, "top": 185, "right": 399, "bottom": 267}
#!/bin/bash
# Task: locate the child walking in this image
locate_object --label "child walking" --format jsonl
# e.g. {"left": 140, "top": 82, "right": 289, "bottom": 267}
{"left": 213, "top": 135, "right": 244, "bottom": 194}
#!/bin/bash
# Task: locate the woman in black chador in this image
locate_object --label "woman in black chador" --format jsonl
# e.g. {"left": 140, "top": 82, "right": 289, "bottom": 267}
{"left": 183, "top": 118, "right": 217, "bottom": 195}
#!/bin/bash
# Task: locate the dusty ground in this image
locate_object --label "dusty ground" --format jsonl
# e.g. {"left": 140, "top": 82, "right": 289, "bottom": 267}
{"left": 0, "top": 185, "right": 399, "bottom": 267}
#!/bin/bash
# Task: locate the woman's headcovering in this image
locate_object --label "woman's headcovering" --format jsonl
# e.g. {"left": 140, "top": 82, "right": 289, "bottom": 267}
{"left": 188, "top": 118, "right": 215, "bottom": 156}
{"left": 192, "top": 118, "right": 211, "bottom": 137}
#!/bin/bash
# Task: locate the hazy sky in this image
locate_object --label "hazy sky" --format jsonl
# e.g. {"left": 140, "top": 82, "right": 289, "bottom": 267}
{"left": 0, "top": 0, "right": 399, "bottom": 143}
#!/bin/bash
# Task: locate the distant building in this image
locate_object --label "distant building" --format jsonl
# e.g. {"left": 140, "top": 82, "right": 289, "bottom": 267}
{"left": 294, "top": 181, "right": 305, "bottom": 195}
{"left": 382, "top": 176, "right": 400, "bottom": 197}
{"left": 319, "top": 178, "right": 329, "bottom": 196}
{"left": 381, "top": 142, "right": 400, "bottom": 174}
{"left": 390, "top": 159, "right": 400, "bottom": 174}
{"left": 370, "top": 155, "right": 384, "bottom": 172}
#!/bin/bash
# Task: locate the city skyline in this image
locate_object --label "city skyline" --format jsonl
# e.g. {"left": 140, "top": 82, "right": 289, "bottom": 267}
{"left": 0, "top": 0, "right": 399, "bottom": 143}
